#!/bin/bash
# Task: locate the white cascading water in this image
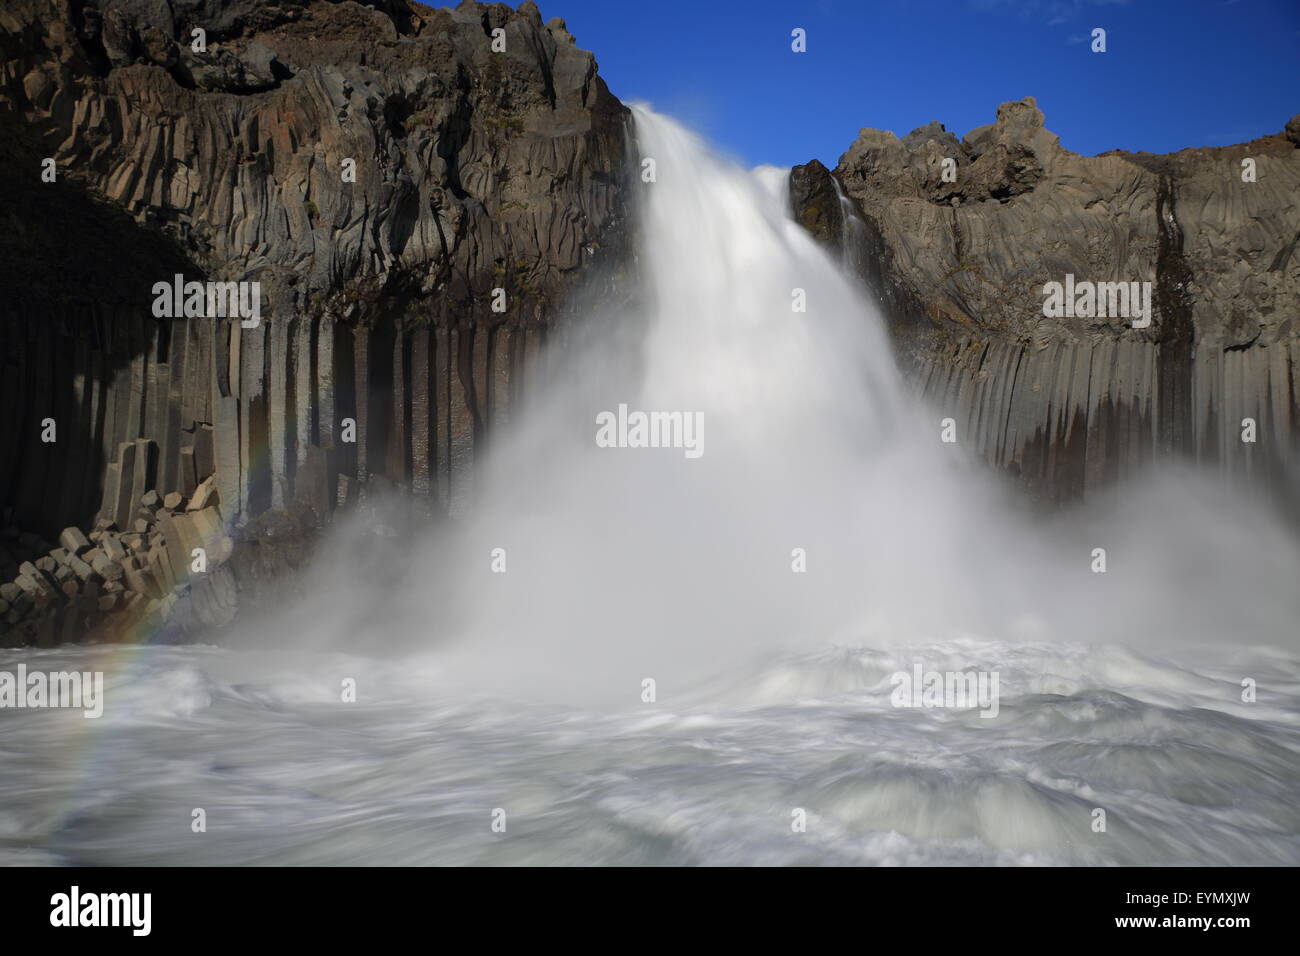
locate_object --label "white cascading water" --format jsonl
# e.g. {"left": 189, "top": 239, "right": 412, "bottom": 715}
{"left": 3, "top": 107, "right": 1298, "bottom": 865}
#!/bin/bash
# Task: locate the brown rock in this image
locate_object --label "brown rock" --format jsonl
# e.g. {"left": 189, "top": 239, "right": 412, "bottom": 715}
{"left": 58, "top": 527, "right": 91, "bottom": 555}
{"left": 102, "top": 534, "right": 127, "bottom": 562}
{"left": 67, "top": 555, "right": 97, "bottom": 584}
{"left": 187, "top": 476, "right": 220, "bottom": 513}
{"left": 89, "top": 552, "right": 124, "bottom": 583}
{"left": 792, "top": 98, "right": 1300, "bottom": 501}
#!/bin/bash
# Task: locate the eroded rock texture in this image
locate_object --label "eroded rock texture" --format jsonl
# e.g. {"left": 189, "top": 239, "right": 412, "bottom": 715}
{"left": 0, "top": 0, "right": 633, "bottom": 539}
{"left": 794, "top": 98, "right": 1300, "bottom": 504}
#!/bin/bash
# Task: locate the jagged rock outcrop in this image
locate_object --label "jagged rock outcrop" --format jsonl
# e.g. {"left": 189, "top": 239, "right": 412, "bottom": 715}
{"left": 793, "top": 97, "right": 1300, "bottom": 504}
{"left": 0, "top": 0, "right": 633, "bottom": 539}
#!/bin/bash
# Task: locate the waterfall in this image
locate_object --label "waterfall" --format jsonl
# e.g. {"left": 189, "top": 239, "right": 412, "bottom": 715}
{"left": 830, "top": 174, "right": 872, "bottom": 278}
{"left": 320, "top": 106, "right": 1298, "bottom": 703}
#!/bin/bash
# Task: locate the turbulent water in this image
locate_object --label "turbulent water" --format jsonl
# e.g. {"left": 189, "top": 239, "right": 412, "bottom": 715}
{"left": 4, "top": 639, "right": 1299, "bottom": 866}
{"left": 3, "top": 108, "right": 1299, "bottom": 866}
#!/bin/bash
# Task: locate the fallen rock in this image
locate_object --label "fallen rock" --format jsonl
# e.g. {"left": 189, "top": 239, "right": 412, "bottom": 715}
{"left": 187, "top": 476, "right": 220, "bottom": 513}
{"left": 89, "top": 552, "right": 124, "bottom": 583}
{"left": 67, "top": 555, "right": 97, "bottom": 584}
{"left": 59, "top": 527, "right": 91, "bottom": 556}
{"left": 102, "top": 534, "right": 128, "bottom": 562}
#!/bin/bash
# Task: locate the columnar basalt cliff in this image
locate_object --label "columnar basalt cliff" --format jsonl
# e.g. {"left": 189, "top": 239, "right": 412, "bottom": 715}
{"left": 0, "top": 0, "right": 631, "bottom": 530}
{"left": 0, "top": 0, "right": 633, "bottom": 645}
{"left": 793, "top": 98, "right": 1300, "bottom": 504}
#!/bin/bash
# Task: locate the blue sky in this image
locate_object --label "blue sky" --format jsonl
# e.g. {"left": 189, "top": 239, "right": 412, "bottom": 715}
{"left": 538, "top": 0, "right": 1300, "bottom": 168}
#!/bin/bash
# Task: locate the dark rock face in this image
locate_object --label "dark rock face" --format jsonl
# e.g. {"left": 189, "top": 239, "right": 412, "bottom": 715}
{"left": 0, "top": 0, "right": 634, "bottom": 542}
{"left": 794, "top": 98, "right": 1300, "bottom": 504}
{"left": 788, "top": 158, "right": 844, "bottom": 251}
{"left": 0, "top": 0, "right": 634, "bottom": 645}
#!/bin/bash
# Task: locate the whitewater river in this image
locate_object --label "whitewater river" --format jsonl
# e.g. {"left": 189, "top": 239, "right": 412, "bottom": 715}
{"left": 3, "top": 639, "right": 1298, "bottom": 865}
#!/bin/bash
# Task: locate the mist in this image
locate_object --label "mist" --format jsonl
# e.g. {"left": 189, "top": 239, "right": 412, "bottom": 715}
{"left": 228, "top": 106, "right": 1300, "bottom": 709}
